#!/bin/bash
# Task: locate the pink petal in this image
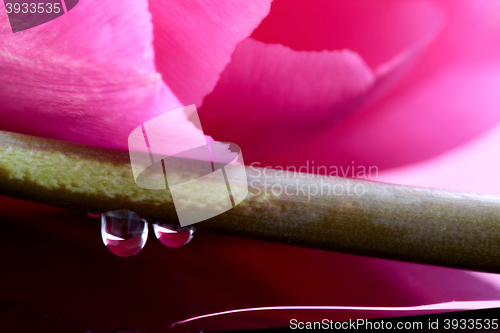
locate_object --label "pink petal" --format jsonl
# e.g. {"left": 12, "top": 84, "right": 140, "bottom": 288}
{"left": 377, "top": 123, "right": 500, "bottom": 195}
{"left": 199, "top": 0, "right": 445, "bottom": 165}
{"left": 294, "top": 0, "right": 500, "bottom": 172}
{"left": 398, "top": 1, "right": 500, "bottom": 79}
{"left": 199, "top": 38, "right": 376, "bottom": 157}
{"left": 202, "top": 0, "right": 500, "bottom": 174}
{"left": 269, "top": 61, "right": 500, "bottom": 172}
{"left": 251, "top": 0, "right": 443, "bottom": 69}
{"left": 148, "top": 0, "right": 272, "bottom": 108}
{"left": 0, "top": 0, "right": 191, "bottom": 149}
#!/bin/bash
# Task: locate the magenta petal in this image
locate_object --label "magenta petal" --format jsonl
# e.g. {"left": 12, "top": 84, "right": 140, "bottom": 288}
{"left": 251, "top": 0, "right": 443, "bottom": 69}
{"left": 149, "top": 0, "right": 272, "bottom": 108}
{"left": 377, "top": 123, "right": 500, "bottom": 195}
{"left": 0, "top": 0, "right": 187, "bottom": 149}
{"left": 270, "top": 61, "right": 500, "bottom": 173}
{"left": 201, "top": 1, "right": 500, "bottom": 173}
{"left": 200, "top": 38, "right": 375, "bottom": 157}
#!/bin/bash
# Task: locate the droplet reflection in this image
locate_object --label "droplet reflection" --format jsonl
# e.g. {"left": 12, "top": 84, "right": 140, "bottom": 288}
{"left": 153, "top": 223, "right": 194, "bottom": 248}
{"left": 101, "top": 210, "right": 148, "bottom": 257}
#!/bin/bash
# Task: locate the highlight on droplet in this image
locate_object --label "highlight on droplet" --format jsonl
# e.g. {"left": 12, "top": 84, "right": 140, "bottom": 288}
{"left": 153, "top": 223, "right": 194, "bottom": 248}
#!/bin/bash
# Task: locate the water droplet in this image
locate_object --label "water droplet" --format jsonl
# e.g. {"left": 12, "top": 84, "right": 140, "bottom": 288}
{"left": 153, "top": 223, "right": 194, "bottom": 248}
{"left": 101, "top": 210, "right": 148, "bottom": 257}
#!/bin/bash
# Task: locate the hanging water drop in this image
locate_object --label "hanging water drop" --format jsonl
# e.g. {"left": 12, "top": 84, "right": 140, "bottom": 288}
{"left": 101, "top": 210, "right": 148, "bottom": 257}
{"left": 153, "top": 223, "right": 194, "bottom": 248}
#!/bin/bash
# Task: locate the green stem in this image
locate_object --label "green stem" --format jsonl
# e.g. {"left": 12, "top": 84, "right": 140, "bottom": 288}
{"left": 1, "top": 130, "right": 500, "bottom": 273}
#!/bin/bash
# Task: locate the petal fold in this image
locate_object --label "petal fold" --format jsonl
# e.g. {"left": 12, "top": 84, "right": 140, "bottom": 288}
{"left": 200, "top": 38, "right": 375, "bottom": 160}
{"left": 251, "top": 0, "right": 443, "bottom": 69}
{"left": 149, "top": 0, "right": 272, "bottom": 108}
{"left": 0, "top": 0, "right": 187, "bottom": 149}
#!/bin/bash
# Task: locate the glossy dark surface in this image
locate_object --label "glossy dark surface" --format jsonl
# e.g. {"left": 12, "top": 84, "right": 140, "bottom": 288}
{"left": 2, "top": 196, "right": 500, "bottom": 332}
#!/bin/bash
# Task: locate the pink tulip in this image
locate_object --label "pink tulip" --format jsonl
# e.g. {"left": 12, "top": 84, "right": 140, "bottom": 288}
{"left": 2, "top": 0, "right": 500, "bottom": 331}
{"left": 0, "top": 0, "right": 271, "bottom": 148}
{"left": 200, "top": 0, "right": 500, "bottom": 179}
